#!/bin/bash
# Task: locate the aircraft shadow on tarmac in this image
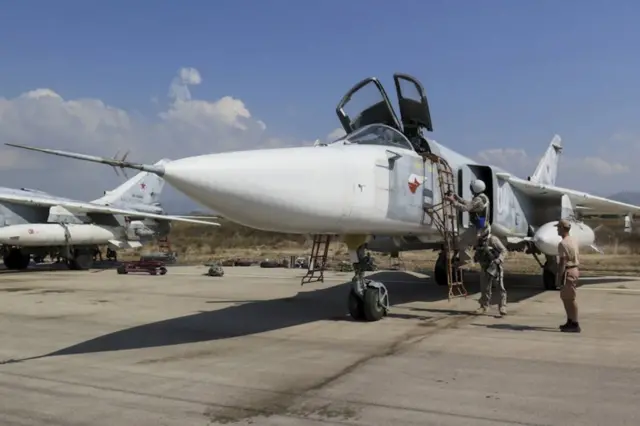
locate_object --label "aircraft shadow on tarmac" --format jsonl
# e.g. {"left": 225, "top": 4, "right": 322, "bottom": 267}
{"left": 0, "top": 260, "right": 121, "bottom": 275}
{"left": 0, "top": 263, "right": 71, "bottom": 274}
{"left": 1, "top": 271, "right": 636, "bottom": 364}
{"left": 472, "top": 324, "right": 560, "bottom": 332}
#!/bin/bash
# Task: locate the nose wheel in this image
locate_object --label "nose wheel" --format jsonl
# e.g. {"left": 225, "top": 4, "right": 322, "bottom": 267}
{"left": 348, "top": 290, "right": 365, "bottom": 320}
{"left": 348, "top": 282, "right": 389, "bottom": 322}
{"left": 347, "top": 246, "right": 390, "bottom": 321}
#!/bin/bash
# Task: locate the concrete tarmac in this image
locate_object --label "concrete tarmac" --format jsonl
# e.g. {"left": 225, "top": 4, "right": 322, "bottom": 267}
{"left": 0, "top": 265, "right": 638, "bottom": 425}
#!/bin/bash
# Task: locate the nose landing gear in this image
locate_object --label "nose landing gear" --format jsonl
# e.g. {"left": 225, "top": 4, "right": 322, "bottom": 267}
{"left": 347, "top": 243, "right": 389, "bottom": 321}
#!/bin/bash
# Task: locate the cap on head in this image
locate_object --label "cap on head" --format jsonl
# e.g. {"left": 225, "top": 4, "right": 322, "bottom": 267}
{"left": 556, "top": 219, "right": 571, "bottom": 230}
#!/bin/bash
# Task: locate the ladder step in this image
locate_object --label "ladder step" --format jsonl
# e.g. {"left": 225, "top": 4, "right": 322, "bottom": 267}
{"left": 424, "top": 152, "right": 469, "bottom": 300}
{"left": 301, "top": 235, "right": 332, "bottom": 285}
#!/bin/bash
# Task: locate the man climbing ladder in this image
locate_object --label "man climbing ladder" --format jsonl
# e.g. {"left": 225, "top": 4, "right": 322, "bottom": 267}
{"left": 445, "top": 179, "right": 491, "bottom": 268}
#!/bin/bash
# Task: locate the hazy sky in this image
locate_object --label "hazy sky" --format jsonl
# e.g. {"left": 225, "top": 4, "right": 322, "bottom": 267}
{"left": 1, "top": 0, "right": 639, "bottom": 211}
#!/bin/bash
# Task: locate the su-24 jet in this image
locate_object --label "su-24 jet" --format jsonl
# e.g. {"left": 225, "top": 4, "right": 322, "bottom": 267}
{"left": 7, "top": 72, "right": 640, "bottom": 322}
{"left": 0, "top": 158, "right": 220, "bottom": 271}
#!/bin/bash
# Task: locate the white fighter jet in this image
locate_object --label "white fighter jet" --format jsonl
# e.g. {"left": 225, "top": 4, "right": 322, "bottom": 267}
{"left": 7, "top": 72, "right": 640, "bottom": 321}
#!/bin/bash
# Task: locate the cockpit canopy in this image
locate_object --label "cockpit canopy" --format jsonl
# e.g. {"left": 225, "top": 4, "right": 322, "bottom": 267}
{"left": 335, "top": 73, "right": 434, "bottom": 153}
{"left": 330, "top": 123, "right": 415, "bottom": 151}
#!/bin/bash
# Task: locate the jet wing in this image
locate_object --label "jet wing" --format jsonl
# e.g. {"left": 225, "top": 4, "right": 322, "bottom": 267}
{"left": 0, "top": 192, "right": 220, "bottom": 226}
{"left": 502, "top": 174, "right": 640, "bottom": 215}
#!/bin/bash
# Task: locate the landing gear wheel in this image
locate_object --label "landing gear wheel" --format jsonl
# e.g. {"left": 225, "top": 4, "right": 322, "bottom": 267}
{"left": 68, "top": 252, "right": 93, "bottom": 270}
{"left": 347, "top": 242, "right": 390, "bottom": 322}
{"left": 3, "top": 249, "right": 30, "bottom": 270}
{"left": 347, "top": 290, "right": 365, "bottom": 320}
{"left": 543, "top": 269, "right": 557, "bottom": 290}
{"left": 3, "top": 254, "right": 13, "bottom": 269}
{"left": 159, "top": 267, "right": 167, "bottom": 275}
{"left": 542, "top": 256, "right": 559, "bottom": 291}
{"left": 434, "top": 253, "right": 448, "bottom": 286}
{"left": 434, "top": 251, "right": 462, "bottom": 287}
{"left": 362, "top": 287, "right": 387, "bottom": 321}
{"left": 18, "top": 252, "right": 30, "bottom": 269}
{"left": 117, "top": 265, "right": 127, "bottom": 274}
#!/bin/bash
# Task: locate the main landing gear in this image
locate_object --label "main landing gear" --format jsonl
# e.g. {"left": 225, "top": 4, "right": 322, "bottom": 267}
{"left": 347, "top": 243, "right": 390, "bottom": 321}
{"left": 528, "top": 245, "right": 559, "bottom": 291}
{"left": 542, "top": 255, "right": 558, "bottom": 290}
{"left": 67, "top": 248, "right": 93, "bottom": 270}
{"left": 433, "top": 250, "right": 449, "bottom": 287}
{"left": 3, "top": 248, "right": 30, "bottom": 270}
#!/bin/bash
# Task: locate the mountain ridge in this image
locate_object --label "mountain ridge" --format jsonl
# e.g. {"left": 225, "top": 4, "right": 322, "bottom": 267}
{"left": 608, "top": 191, "right": 640, "bottom": 205}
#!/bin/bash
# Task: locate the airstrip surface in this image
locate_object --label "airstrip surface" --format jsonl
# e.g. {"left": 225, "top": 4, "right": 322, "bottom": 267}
{"left": 0, "top": 265, "right": 638, "bottom": 425}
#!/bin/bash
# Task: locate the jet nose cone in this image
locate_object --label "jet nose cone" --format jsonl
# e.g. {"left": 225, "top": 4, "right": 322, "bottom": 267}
{"left": 161, "top": 147, "right": 352, "bottom": 232}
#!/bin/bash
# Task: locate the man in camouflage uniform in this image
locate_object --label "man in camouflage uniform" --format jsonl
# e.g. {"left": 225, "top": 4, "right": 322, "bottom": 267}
{"left": 473, "top": 227, "right": 508, "bottom": 315}
{"left": 446, "top": 179, "right": 491, "bottom": 267}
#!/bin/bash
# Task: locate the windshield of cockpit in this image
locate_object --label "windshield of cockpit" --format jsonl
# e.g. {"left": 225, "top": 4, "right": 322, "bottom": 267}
{"left": 332, "top": 124, "right": 414, "bottom": 151}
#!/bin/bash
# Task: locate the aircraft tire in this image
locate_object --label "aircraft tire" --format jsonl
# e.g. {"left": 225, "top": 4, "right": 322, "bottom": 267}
{"left": 260, "top": 260, "right": 278, "bottom": 268}
{"left": 3, "top": 249, "right": 29, "bottom": 270}
{"left": 18, "top": 253, "right": 30, "bottom": 269}
{"left": 70, "top": 253, "right": 93, "bottom": 271}
{"left": 543, "top": 269, "right": 557, "bottom": 290}
{"left": 2, "top": 254, "right": 13, "bottom": 269}
{"left": 347, "top": 290, "right": 365, "bottom": 320}
{"left": 434, "top": 255, "right": 448, "bottom": 286}
{"left": 362, "top": 288, "right": 386, "bottom": 321}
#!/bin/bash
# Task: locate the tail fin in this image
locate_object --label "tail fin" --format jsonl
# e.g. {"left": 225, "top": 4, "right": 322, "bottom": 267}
{"left": 91, "top": 158, "right": 171, "bottom": 207}
{"left": 530, "top": 135, "right": 562, "bottom": 186}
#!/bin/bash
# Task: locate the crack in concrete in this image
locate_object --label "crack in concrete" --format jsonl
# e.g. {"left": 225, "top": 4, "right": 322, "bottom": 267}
{"left": 205, "top": 312, "right": 476, "bottom": 424}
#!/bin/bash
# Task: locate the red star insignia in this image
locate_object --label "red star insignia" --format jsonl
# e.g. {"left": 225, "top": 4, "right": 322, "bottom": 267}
{"left": 408, "top": 177, "right": 421, "bottom": 194}
{"left": 140, "top": 183, "right": 146, "bottom": 190}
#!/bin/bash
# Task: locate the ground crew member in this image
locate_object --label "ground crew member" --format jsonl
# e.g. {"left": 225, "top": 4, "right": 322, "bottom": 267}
{"left": 555, "top": 219, "right": 581, "bottom": 333}
{"left": 106, "top": 247, "right": 118, "bottom": 262}
{"left": 445, "top": 179, "right": 491, "bottom": 267}
{"left": 473, "top": 227, "right": 508, "bottom": 315}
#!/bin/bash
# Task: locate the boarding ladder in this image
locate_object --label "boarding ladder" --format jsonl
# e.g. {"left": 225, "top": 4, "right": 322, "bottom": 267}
{"left": 301, "top": 234, "right": 332, "bottom": 285}
{"left": 389, "top": 252, "right": 405, "bottom": 271}
{"left": 421, "top": 153, "right": 468, "bottom": 300}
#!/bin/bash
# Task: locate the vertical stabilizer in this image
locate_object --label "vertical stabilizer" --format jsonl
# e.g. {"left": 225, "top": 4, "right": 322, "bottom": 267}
{"left": 530, "top": 135, "right": 562, "bottom": 186}
{"left": 91, "top": 159, "right": 171, "bottom": 207}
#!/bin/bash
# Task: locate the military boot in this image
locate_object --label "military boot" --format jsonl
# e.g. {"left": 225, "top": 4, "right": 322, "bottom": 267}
{"left": 474, "top": 305, "right": 487, "bottom": 315}
{"left": 561, "top": 320, "right": 581, "bottom": 333}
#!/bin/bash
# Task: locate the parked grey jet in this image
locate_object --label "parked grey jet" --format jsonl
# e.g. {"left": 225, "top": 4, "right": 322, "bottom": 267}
{"left": 0, "top": 159, "right": 218, "bottom": 270}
